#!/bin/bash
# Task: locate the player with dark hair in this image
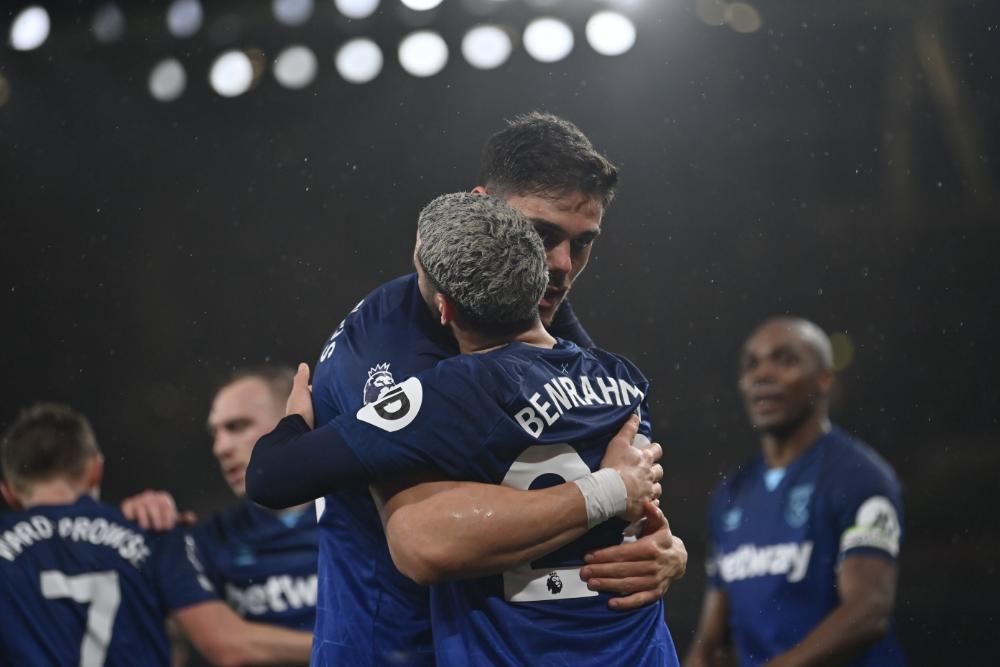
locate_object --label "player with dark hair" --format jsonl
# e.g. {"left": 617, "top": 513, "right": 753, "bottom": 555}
{"left": 247, "top": 114, "right": 686, "bottom": 664}
{"left": 0, "top": 403, "right": 312, "bottom": 665}
{"left": 684, "top": 318, "right": 906, "bottom": 667}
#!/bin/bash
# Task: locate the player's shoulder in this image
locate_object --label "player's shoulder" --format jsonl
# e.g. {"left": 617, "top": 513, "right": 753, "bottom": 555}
{"left": 712, "top": 456, "right": 764, "bottom": 507}
{"left": 580, "top": 343, "right": 648, "bottom": 384}
{"left": 192, "top": 500, "right": 254, "bottom": 545}
{"left": 822, "top": 426, "right": 901, "bottom": 489}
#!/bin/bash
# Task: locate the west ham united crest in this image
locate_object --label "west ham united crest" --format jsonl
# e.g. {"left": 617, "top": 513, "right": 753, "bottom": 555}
{"left": 785, "top": 484, "right": 814, "bottom": 528}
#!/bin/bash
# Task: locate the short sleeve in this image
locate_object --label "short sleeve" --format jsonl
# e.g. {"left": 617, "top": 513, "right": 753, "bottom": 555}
{"left": 148, "top": 528, "right": 220, "bottom": 612}
{"left": 830, "top": 453, "right": 904, "bottom": 562}
{"left": 331, "top": 360, "right": 504, "bottom": 483}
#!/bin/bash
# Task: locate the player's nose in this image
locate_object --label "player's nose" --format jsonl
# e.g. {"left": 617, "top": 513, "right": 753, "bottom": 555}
{"left": 547, "top": 240, "right": 572, "bottom": 276}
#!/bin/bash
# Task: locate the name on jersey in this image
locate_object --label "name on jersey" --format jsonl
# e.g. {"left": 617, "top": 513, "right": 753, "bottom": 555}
{"left": 514, "top": 375, "right": 644, "bottom": 438}
{"left": 713, "top": 541, "right": 814, "bottom": 584}
{"left": 0, "top": 515, "right": 151, "bottom": 567}
{"left": 225, "top": 574, "right": 318, "bottom": 617}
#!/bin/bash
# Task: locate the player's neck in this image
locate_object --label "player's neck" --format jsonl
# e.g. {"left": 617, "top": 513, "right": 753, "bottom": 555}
{"left": 760, "top": 413, "right": 831, "bottom": 468}
{"left": 16, "top": 480, "right": 92, "bottom": 509}
{"left": 456, "top": 322, "right": 556, "bottom": 354}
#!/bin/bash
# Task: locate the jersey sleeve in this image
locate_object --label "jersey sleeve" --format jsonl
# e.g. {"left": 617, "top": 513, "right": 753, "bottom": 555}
{"left": 547, "top": 299, "right": 596, "bottom": 348}
{"left": 330, "top": 360, "right": 504, "bottom": 483}
{"left": 148, "top": 528, "right": 219, "bottom": 613}
{"left": 830, "top": 452, "right": 904, "bottom": 562}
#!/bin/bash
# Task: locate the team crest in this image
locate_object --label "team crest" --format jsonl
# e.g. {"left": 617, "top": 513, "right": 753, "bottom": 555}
{"left": 364, "top": 363, "right": 397, "bottom": 405}
{"left": 723, "top": 507, "right": 743, "bottom": 532}
{"left": 546, "top": 571, "right": 563, "bottom": 594}
{"left": 785, "top": 484, "right": 814, "bottom": 528}
{"left": 356, "top": 376, "right": 423, "bottom": 432}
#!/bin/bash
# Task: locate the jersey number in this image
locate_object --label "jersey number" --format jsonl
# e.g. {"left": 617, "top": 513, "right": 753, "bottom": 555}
{"left": 500, "top": 444, "right": 601, "bottom": 603}
{"left": 40, "top": 570, "right": 122, "bottom": 667}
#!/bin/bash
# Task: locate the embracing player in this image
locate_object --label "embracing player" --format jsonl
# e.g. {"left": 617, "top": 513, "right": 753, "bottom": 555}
{"left": 247, "top": 113, "right": 686, "bottom": 664}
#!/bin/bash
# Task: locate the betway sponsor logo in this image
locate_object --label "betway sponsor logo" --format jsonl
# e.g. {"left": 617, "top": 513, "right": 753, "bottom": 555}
{"left": 715, "top": 541, "right": 813, "bottom": 583}
{"left": 225, "top": 574, "right": 318, "bottom": 617}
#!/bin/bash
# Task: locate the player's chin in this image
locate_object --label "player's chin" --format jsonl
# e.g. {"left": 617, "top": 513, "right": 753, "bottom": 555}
{"left": 538, "top": 296, "right": 563, "bottom": 327}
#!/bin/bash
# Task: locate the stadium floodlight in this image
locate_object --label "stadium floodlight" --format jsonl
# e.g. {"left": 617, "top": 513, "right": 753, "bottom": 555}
{"left": 167, "top": 0, "right": 203, "bottom": 38}
{"left": 274, "top": 45, "right": 318, "bottom": 89}
{"left": 9, "top": 6, "right": 51, "bottom": 51}
{"left": 273, "top": 0, "right": 314, "bottom": 27}
{"left": 461, "top": 25, "right": 512, "bottom": 70}
{"left": 398, "top": 30, "right": 448, "bottom": 77}
{"left": 148, "top": 58, "right": 187, "bottom": 102}
{"left": 209, "top": 50, "right": 255, "bottom": 97}
{"left": 724, "top": 2, "right": 763, "bottom": 33}
{"left": 335, "top": 38, "right": 384, "bottom": 83}
{"left": 335, "top": 0, "right": 380, "bottom": 19}
{"left": 93, "top": 3, "right": 126, "bottom": 45}
{"left": 523, "top": 18, "right": 573, "bottom": 63}
{"left": 585, "top": 11, "right": 636, "bottom": 56}
{"left": 400, "top": 0, "right": 443, "bottom": 11}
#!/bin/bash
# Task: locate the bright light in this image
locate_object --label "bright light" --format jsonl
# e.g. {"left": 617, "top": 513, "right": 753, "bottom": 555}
{"left": 461, "top": 25, "right": 512, "bottom": 70}
{"left": 830, "top": 333, "right": 855, "bottom": 371}
{"left": 93, "top": 3, "right": 126, "bottom": 45}
{"left": 167, "top": 0, "right": 203, "bottom": 38}
{"left": 335, "top": 38, "right": 383, "bottom": 83}
{"left": 274, "top": 45, "right": 318, "bottom": 89}
{"left": 401, "top": 0, "right": 443, "bottom": 10}
{"left": 398, "top": 30, "right": 448, "bottom": 77}
{"left": 335, "top": 0, "right": 380, "bottom": 19}
{"left": 210, "top": 50, "right": 255, "bottom": 97}
{"left": 273, "top": 0, "right": 314, "bottom": 26}
{"left": 148, "top": 58, "right": 187, "bottom": 102}
{"left": 523, "top": 18, "right": 573, "bottom": 63}
{"left": 585, "top": 11, "right": 636, "bottom": 56}
{"left": 9, "top": 6, "right": 51, "bottom": 51}
{"left": 725, "top": 2, "right": 763, "bottom": 34}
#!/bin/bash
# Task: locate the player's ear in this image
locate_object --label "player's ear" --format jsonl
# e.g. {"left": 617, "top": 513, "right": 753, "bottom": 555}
{"left": 0, "top": 482, "right": 24, "bottom": 510}
{"left": 470, "top": 185, "right": 488, "bottom": 195}
{"left": 817, "top": 367, "right": 834, "bottom": 396}
{"left": 86, "top": 454, "right": 105, "bottom": 493}
{"left": 434, "top": 292, "right": 453, "bottom": 326}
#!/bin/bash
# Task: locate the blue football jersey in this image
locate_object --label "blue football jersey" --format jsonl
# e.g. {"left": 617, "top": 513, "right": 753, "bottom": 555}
{"left": 0, "top": 496, "right": 216, "bottom": 666}
{"left": 190, "top": 500, "right": 318, "bottom": 631}
{"left": 707, "top": 427, "right": 906, "bottom": 667}
{"left": 332, "top": 339, "right": 679, "bottom": 667}
{"left": 309, "top": 274, "right": 457, "bottom": 666}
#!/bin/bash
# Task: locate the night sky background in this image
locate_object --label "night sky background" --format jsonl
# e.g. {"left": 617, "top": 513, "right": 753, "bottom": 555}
{"left": 2, "top": 0, "right": 998, "bottom": 663}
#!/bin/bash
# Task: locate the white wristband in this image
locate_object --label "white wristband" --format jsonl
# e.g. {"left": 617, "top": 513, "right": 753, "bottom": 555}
{"left": 573, "top": 468, "right": 628, "bottom": 528}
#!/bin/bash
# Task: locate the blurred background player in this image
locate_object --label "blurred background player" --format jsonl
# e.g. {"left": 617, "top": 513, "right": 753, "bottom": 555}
{"left": 122, "top": 367, "right": 317, "bottom": 662}
{"left": 247, "top": 113, "right": 687, "bottom": 664}
{"left": 328, "top": 192, "right": 679, "bottom": 665}
{"left": 685, "top": 318, "right": 906, "bottom": 667}
{"left": 0, "top": 403, "right": 312, "bottom": 666}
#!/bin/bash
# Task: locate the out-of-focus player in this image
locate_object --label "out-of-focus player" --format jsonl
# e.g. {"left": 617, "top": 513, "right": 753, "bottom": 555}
{"left": 327, "top": 192, "right": 681, "bottom": 665}
{"left": 247, "top": 113, "right": 687, "bottom": 664}
{"left": 684, "top": 318, "right": 906, "bottom": 667}
{"left": 0, "top": 403, "right": 313, "bottom": 665}
{"left": 121, "top": 367, "right": 317, "bottom": 656}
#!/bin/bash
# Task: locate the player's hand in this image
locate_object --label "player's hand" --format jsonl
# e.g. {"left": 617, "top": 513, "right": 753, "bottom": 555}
{"left": 120, "top": 489, "right": 197, "bottom": 531}
{"left": 286, "top": 362, "right": 315, "bottom": 428}
{"left": 598, "top": 415, "right": 663, "bottom": 522}
{"left": 580, "top": 502, "right": 687, "bottom": 611}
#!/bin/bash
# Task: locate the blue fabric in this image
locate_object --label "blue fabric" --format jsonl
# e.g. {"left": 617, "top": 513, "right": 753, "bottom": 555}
{"left": 305, "top": 274, "right": 598, "bottom": 666}
{"left": 189, "top": 499, "right": 318, "bottom": 631}
{"left": 334, "top": 339, "right": 677, "bottom": 666}
{"left": 0, "top": 496, "right": 215, "bottom": 666}
{"left": 707, "top": 427, "right": 907, "bottom": 667}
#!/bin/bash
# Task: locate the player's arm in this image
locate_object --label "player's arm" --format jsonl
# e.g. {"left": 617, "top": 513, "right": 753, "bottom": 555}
{"left": 684, "top": 587, "right": 735, "bottom": 667}
{"left": 376, "top": 414, "right": 662, "bottom": 586}
{"left": 172, "top": 601, "right": 312, "bottom": 667}
{"left": 763, "top": 555, "right": 898, "bottom": 667}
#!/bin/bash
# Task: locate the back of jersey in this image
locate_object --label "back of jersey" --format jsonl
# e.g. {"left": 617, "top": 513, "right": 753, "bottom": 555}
{"left": 0, "top": 497, "right": 182, "bottom": 667}
{"left": 336, "top": 340, "right": 679, "bottom": 667}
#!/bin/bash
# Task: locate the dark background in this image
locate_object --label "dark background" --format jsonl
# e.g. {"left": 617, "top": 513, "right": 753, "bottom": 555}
{"left": 2, "top": 0, "right": 998, "bottom": 663}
